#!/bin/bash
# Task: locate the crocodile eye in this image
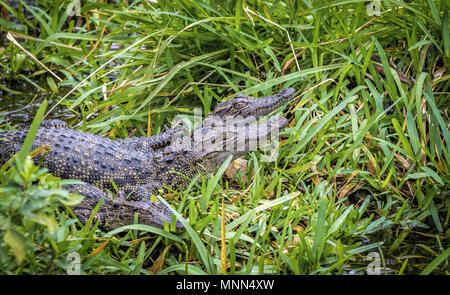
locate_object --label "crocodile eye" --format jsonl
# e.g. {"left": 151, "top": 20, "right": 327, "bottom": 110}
{"left": 234, "top": 101, "right": 247, "bottom": 108}
{"left": 213, "top": 106, "right": 230, "bottom": 116}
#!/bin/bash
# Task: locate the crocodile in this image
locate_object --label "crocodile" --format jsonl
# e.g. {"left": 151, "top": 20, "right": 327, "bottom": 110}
{"left": 115, "top": 87, "right": 296, "bottom": 153}
{"left": 0, "top": 88, "right": 296, "bottom": 230}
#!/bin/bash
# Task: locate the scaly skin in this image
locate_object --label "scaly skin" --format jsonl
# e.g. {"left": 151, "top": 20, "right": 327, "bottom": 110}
{"left": 0, "top": 88, "right": 296, "bottom": 230}
{"left": 115, "top": 126, "right": 180, "bottom": 153}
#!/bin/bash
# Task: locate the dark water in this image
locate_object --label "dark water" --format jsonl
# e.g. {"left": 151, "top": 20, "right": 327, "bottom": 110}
{"left": 354, "top": 226, "right": 448, "bottom": 275}
{"left": 0, "top": 76, "right": 76, "bottom": 127}
{"left": 0, "top": 0, "right": 76, "bottom": 127}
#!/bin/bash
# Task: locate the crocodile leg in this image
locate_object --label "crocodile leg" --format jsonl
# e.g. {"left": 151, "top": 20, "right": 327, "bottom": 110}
{"left": 64, "top": 183, "right": 184, "bottom": 230}
{"left": 63, "top": 183, "right": 112, "bottom": 226}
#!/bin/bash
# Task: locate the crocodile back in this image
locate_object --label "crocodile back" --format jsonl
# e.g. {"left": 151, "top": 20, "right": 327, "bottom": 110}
{"left": 0, "top": 127, "right": 201, "bottom": 194}
{"left": 0, "top": 127, "right": 157, "bottom": 191}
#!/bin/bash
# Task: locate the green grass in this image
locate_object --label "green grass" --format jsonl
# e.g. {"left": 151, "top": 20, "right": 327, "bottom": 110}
{"left": 0, "top": 0, "right": 449, "bottom": 274}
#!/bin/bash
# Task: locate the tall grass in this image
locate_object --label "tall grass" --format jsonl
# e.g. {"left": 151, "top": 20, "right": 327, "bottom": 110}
{"left": 0, "top": 0, "right": 448, "bottom": 274}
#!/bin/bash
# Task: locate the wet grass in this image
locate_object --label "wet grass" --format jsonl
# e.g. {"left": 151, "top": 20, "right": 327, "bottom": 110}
{"left": 0, "top": 0, "right": 448, "bottom": 274}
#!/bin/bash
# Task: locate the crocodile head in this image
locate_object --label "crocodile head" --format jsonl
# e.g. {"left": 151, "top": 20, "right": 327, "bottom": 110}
{"left": 168, "top": 87, "right": 296, "bottom": 147}
{"left": 156, "top": 114, "right": 289, "bottom": 187}
{"left": 190, "top": 115, "right": 289, "bottom": 176}
{"left": 209, "top": 87, "right": 296, "bottom": 120}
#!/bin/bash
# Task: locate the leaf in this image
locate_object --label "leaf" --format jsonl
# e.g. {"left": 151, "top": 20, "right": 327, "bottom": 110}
{"left": 220, "top": 196, "right": 227, "bottom": 275}
{"left": 16, "top": 100, "right": 48, "bottom": 167}
{"left": 63, "top": 193, "right": 85, "bottom": 206}
{"left": 46, "top": 76, "right": 58, "bottom": 93}
{"left": 406, "top": 167, "right": 444, "bottom": 185}
{"left": 408, "top": 40, "right": 433, "bottom": 51}
{"left": 284, "top": 162, "right": 313, "bottom": 174}
{"left": 79, "top": 197, "right": 104, "bottom": 238}
{"left": 420, "top": 248, "right": 450, "bottom": 275}
{"left": 133, "top": 241, "right": 146, "bottom": 274}
{"left": 290, "top": 94, "right": 358, "bottom": 156}
{"left": 4, "top": 228, "right": 27, "bottom": 264}
{"left": 88, "top": 239, "right": 110, "bottom": 257}
{"left": 443, "top": 10, "right": 449, "bottom": 57}
{"left": 154, "top": 195, "right": 214, "bottom": 274}
{"left": 424, "top": 91, "right": 450, "bottom": 147}
{"left": 264, "top": 46, "right": 281, "bottom": 72}
{"left": 226, "top": 192, "right": 299, "bottom": 231}
{"left": 346, "top": 242, "right": 383, "bottom": 255}
{"left": 420, "top": 166, "right": 444, "bottom": 185}
{"left": 312, "top": 196, "right": 328, "bottom": 257}
{"left": 104, "top": 224, "right": 183, "bottom": 243}
{"left": 327, "top": 205, "right": 353, "bottom": 236}
{"left": 149, "top": 245, "right": 171, "bottom": 274}
{"left": 32, "top": 211, "right": 57, "bottom": 234}
{"left": 240, "top": 64, "right": 343, "bottom": 96}
{"left": 202, "top": 155, "right": 233, "bottom": 210}
{"left": 157, "top": 264, "right": 207, "bottom": 275}
{"left": 391, "top": 118, "right": 415, "bottom": 159}
{"left": 428, "top": 200, "right": 443, "bottom": 232}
